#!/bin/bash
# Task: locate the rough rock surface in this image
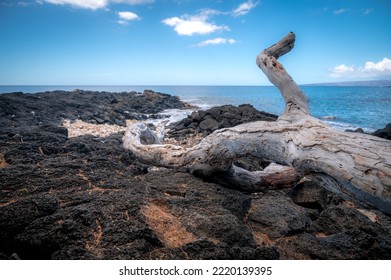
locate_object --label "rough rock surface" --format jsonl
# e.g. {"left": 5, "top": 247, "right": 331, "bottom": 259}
{"left": 372, "top": 123, "right": 391, "bottom": 140}
{"left": 168, "top": 104, "right": 277, "bottom": 139}
{"left": 0, "top": 90, "right": 390, "bottom": 260}
{"left": 0, "top": 89, "right": 185, "bottom": 130}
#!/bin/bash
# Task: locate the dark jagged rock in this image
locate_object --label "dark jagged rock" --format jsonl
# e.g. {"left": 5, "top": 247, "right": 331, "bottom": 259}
{"left": 289, "top": 176, "right": 342, "bottom": 220}
{"left": 248, "top": 191, "right": 311, "bottom": 239}
{"left": 148, "top": 239, "right": 280, "bottom": 260}
{"left": 309, "top": 206, "right": 389, "bottom": 237}
{"left": 0, "top": 89, "right": 185, "bottom": 131}
{"left": 372, "top": 123, "right": 391, "bottom": 140}
{"left": 1, "top": 90, "right": 390, "bottom": 260}
{"left": 345, "top": 123, "right": 391, "bottom": 140}
{"left": 168, "top": 104, "right": 277, "bottom": 139}
{"left": 277, "top": 231, "right": 380, "bottom": 259}
{"left": 345, "top": 128, "right": 364, "bottom": 133}
{"left": 277, "top": 206, "right": 391, "bottom": 259}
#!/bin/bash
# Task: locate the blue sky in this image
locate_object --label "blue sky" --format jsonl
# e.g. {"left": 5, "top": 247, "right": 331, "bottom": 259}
{"left": 0, "top": 0, "right": 390, "bottom": 85}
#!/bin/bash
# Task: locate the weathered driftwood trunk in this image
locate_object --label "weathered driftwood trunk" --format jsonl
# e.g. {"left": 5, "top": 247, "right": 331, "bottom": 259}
{"left": 123, "top": 32, "right": 391, "bottom": 214}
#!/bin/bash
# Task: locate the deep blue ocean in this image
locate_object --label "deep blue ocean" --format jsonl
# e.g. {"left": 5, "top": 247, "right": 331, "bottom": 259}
{"left": 1, "top": 85, "right": 390, "bottom": 132}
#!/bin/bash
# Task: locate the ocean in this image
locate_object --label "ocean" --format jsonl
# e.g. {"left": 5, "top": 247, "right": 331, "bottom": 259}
{"left": 1, "top": 85, "right": 390, "bottom": 132}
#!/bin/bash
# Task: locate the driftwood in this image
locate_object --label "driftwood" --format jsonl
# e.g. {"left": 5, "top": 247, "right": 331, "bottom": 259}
{"left": 123, "top": 32, "right": 391, "bottom": 214}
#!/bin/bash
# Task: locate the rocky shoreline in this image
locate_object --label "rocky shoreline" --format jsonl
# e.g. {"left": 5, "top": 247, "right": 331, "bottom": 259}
{"left": 0, "top": 90, "right": 390, "bottom": 260}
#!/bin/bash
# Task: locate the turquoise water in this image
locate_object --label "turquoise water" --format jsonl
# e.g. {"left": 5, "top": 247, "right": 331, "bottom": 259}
{"left": 1, "top": 85, "right": 390, "bottom": 132}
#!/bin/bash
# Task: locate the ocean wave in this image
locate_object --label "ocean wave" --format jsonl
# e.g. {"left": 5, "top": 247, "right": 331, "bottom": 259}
{"left": 320, "top": 115, "right": 337, "bottom": 120}
{"left": 144, "top": 108, "right": 194, "bottom": 126}
{"left": 321, "top": 120, "right": 375, "bottom": 133}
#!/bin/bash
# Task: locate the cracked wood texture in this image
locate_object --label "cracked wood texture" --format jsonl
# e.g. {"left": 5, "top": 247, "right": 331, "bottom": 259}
{"left": 123, "top": 32, "right": 391, "bottom": 214}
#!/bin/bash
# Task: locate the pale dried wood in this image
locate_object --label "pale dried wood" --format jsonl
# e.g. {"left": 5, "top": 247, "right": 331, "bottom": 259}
{"left": 256, "top": 32, "right": 310, "bottom": 118}
{"left": 123, "top": 32, "right": 391, "bottom": 214}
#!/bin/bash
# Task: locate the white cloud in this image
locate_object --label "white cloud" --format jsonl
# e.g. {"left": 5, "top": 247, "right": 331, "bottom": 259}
{"left": 17, "top": 2, "right": 31, "bottom": 7}
{"left": 362, "top": 58, "right": 391, "bottom": 75}
{"left": 42, "top": 0, "right": 153, "bottom": 10}
{"left": 111, "top": 0, "right": 154, "bottom": 5}
{"left": 198, "top": 8, "right": 224, "bottom": 17}
{"left": 330, "top": 58, "right": 391, "bottom": 79}
{"left": 162, "top": 13, "right": 229, "bottom": 36}
{"left": 193, "top": 37, "right": 237, "bottom": 47}
{"left": 333, "top": 8, "right": 349, "bottom": 15}
{"left": 232, "top": 0, "right": 259, "bottom": 17}
{"left": 330, "top": 64, "right": 354, "bottom": 77}
{"left": 118, "top": 11, "right": 139, "bottom": 20}
{"left": 43, "top": 0, "right": 108, "bottom": 10}
{"left": 363, "top": 8, "right": 374, "bottom": 15}
{"left": 1, "top": 1, "right": 32, "bottom": 7}
{"left": 118, "top": 11, "right": 140, "bottom": 24}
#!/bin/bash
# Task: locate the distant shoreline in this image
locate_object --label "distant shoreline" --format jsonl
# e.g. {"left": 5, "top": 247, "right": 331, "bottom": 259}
{"left": 1, "top": 79, "right": 391, "bottom": 93}
{"left": 304, "top": 79, "right": 391, "bottom": 87}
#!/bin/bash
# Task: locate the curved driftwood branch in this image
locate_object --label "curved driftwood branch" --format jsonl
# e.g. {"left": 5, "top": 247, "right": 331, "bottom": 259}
{"left": 123, "top": 32, "right": 391, "bottom": 214}
{"left": 256, "top": 32, "right": 310, "bottom": 118}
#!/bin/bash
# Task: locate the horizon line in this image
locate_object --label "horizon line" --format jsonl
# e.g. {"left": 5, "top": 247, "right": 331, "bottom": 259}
{"left": 1, "top": 78, "right": 391, "bottom": 88}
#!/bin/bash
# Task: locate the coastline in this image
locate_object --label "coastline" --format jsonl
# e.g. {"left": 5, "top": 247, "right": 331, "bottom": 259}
{"left": 0, "top": 89, "right": 390, "bottom": 260}
{"left": 1, "top": 85, "right": 390, "bottom": 132}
